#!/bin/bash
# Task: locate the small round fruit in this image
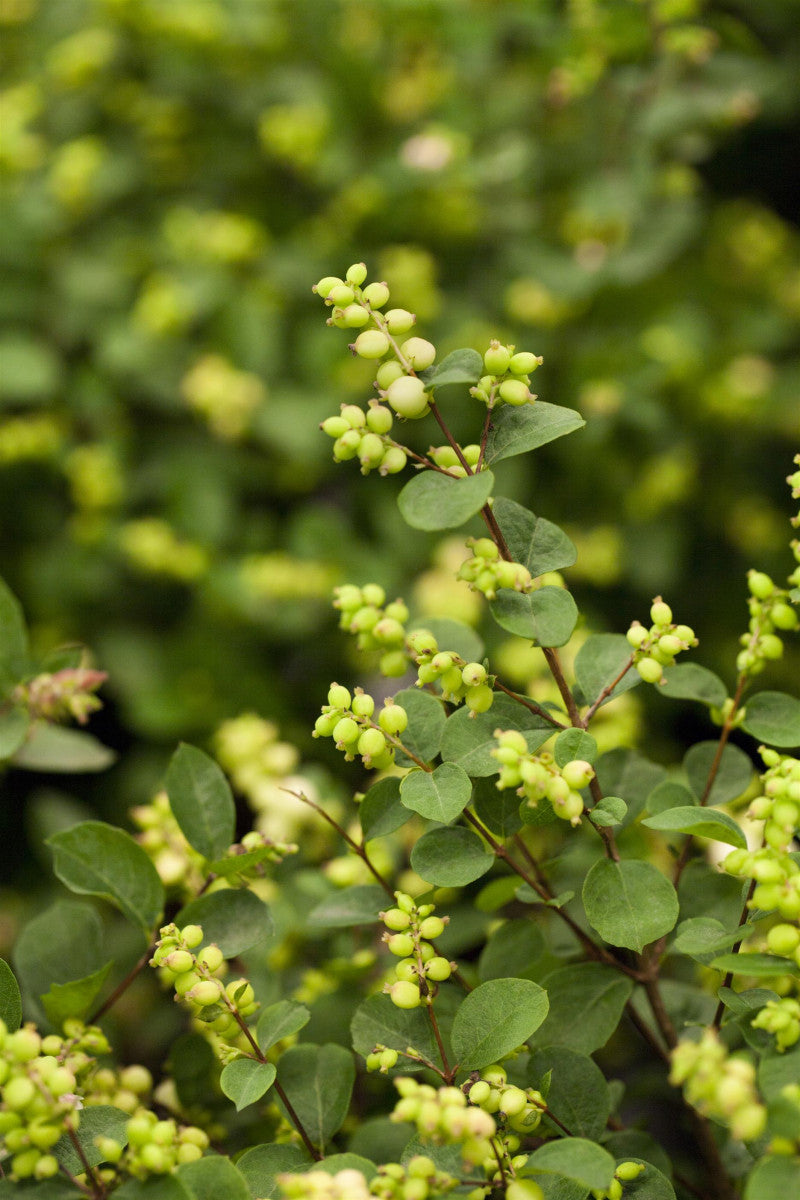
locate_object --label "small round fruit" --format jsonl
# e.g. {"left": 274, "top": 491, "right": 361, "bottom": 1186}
{"left": 385, "top": 375, "right": 430, "bottom": 419}
{"left": 400, "top": 337, "right": 436, "bottom": 370}
{"left": 389, "top": 981, "right": 421, "bottom": 1009}
{"left": 353, "top": 330, "right": 390, "bottom": 359}
{"left": 499, "top": 379, "right": 530, "bottom": 406}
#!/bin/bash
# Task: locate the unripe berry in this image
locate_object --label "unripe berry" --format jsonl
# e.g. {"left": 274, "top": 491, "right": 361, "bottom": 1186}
{"left": 484, "top": 342, "right": 512, "bottom": 374}
{"left": 506, "top": 1181, "right": 545, "bottom": 1200}
{"left": 499, "top": 379, "right": 530, "bottom": 406}
{"left": 4, "top": 1075, "right": 36, "bottom": 1110}
{"left": 650, "top": 598, "right": 673, "bottom": 626}
{"left": 327, "top": 284, "right": 355, "bottom": 307}
{"left": 616, "top": 1162, "right": 645, "bottom": 1182}
{"left": 760, "top": 634, "right": 783, "bottom": 660}
{"left": 425, "top": 956, "right": 452, "bottom": 981}
{"left": 314, "top": 712, "right": 339, "bottom": 737}
{"left": 465, "top": 684, "right": 494, "bottom": 713}
{"left": 346, "top": 262, "right": 368, "bottom": 286}
{"left": 383, "top": 907, "right": 412, "bottom": 931}
{"left": 767, "top": 924, "right": 800, "bottom": 956}
{"left": 314, "top": 276, "right": 343, "bottom": 298}
{"left": 176, "top": 1143, "right": 203, "bottom": 1164}
{"left": 351, "top": 692, "right": 375, "bottom": 718}
{"left": 378, "top": 703, "right": 409, "bottom": 735}
{"left": 386, "top": 376, "right": 430, "bottom": 419}
{"left": 389, "top": 981, "right": 421, "bottom": 1009}
{"left": 748, "top": 571, "right": 774, "bottom": 600}
{"left": 187, "top": 980, "right": 222, "bottom": 1006}
{"left": 385, "top": 308, "right": 416, "bottom": 334}
{"left": 333, "top": 430, "right": 362, "bottom": 460}
{"left": 400, "top": 337, "right": 436, "bottom": 370}
{"left": 462, "top": 662, "right": 487, "bottom": 687}
{"left": 327, "top": 683, "right": 351, "bottom": 709}
{"left": 395, "top": 960, "right": 419, "bottom": 982}
{"left": 560, "top": 760, "right": 594, "bottom": 789}
{"left": 418, "top": 916, "right": 445, "bottom": 940}
{"left": 333, "top": 717, "right": 360, "bottom": 746}
{"left": 7, "top": 1028, "right": 41, "bottom": 1062}
{"left": 500, "top": 1086, "right": 528, "bottom": 1116}
{"left": 46, "top": 1066, "right": 77, "bottom": 1097}
{"left": 173, "top": 969, "right": 201, "bottom": 995}
{"left": 469, "top": 1080, "right": 491, "bottom": 1105}
{"left": 163, "top": 949, "right": 195, "bottom": 974}
{"left": 376, "top": 360, "right": 405, "bottom": 389}
{"left": 366, "top": 404, "right": 393, "bottom": 434}
{"left": 353, "top": 330, "right": 390, "bottom": 359}
{"left": 358, "top": 433, "right": 385, "bottom": 469}
{"left": 363, "top": 282, "right": 390, "bottom": 308}
{"left": 658, "top": 633, "right": 684, "bottom": 657}
{"left": 481, "top": 1064, "right": 507, "bottom": 1086}
{"left": 637, "top": 657, "right": 663, "bottom": 684}
{"left": 321, "top": 416, "right": 350, "bottom": 438}
{"left": 509, "top": 351, "right": 542, "bottom": 374}
{"left": 380, "top": 447, "right": 408, "bottom": 475}
{"left": 380, "top": 648, "right": 408, "bottom": 674}
{"left": 379, "top": 1048, "right": 399, "bottom": 1070}
{"left": 771, "top": 602, "right": 798, "bottom": 630}
{"left": 387, "top": 933, "right": 415, "bottom": 957}
{"left": 358, "top": 728, "right": 387, "bottom": 760}
{"left": 626, "top": 622, "right": 649, "bottom": 649}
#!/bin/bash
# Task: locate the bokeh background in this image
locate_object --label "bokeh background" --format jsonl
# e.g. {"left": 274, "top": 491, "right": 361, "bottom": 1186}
{"left": 2, "top": 0, "right": 799, "bottom": 910}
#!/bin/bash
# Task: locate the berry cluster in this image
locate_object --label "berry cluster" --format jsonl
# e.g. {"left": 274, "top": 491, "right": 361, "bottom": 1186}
{"left": 377, "top": 893, "right": 453, "bottom": 1014}
{"left": 313, "top": 683, "right": 408, "bottom": 769}
{"left": 428, "top": 442, "right": 482, "bottom": 477}
{"left": 320, "top": 401, "right": 407, "bottom": 476}
{"left": 492, "top": 730, "right": 595, "bottom": 826}
{"left": 98, "top": 1112, "right": 209, "bottom": 1179}
{"left": 745, "top": 747, "right": 800, "bottom": 854}
{"left": 471, "top": 339, "right": 542, "bottom": 409}
{"left": 590, "top": 1162, "right": 646, "bottom": 1200}
{"left": 751, "top": 996, "right": 800, "bottom": 1053}
{"left": 625, "top": 597, "right": 697, "bottom": 684}
{"left": 151, "top": 923, "right": 257, "bottom": 1052}
{"left": 407, "top": 630, "right": 494, "bottom": 714}
{"left": 457, "top": 538, "right": 533, "bottom": 601}
{"left": 669, "top": 1030, "right": 766, "bottom": 1142}
{"left": 371, "top": 1155, "right": 464, "bottom": 1200}
{"left": 390, "top": 1078, "right": 497, "bottom": 1168}
{"left": 278, "top": 1167, "right": 371, "bottom": 1199}
{"left": 736, "top": 569, "right": 798, "bottom": 676}
{"left": 464, "top": 1062, "right": 545, "bottom": 1138}
{"left": 13, "top": 666, "right": 106, "bottom": 726}
{"left": 333, "top": 583, "right": 410, "bottom": 676}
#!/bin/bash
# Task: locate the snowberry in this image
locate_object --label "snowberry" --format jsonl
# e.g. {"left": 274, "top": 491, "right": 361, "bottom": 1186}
{"left": 353, "top": 330, "right": 390, "bottom": 359}
{"left": 386, "top": 375, "right": 430, "bottom": 419}
{"left": 400, "top": 337, "right": 436, "bottom": 370}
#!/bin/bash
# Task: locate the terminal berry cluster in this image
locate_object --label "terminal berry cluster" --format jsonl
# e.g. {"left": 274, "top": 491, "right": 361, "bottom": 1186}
{"left": 625, "top": 597, "right": 697, "bottom": 684}
{"left": 492, "top": 730, "right": 595, "bottom": 826}
{"left": 737, "top": 568, "right": 799, "bottom": 675}
{"left": 470, "top": 340, "right": 542, "bottom": 409}
{"left": 378, "top": 892, "right": 453, "bottom": 1014}
{"left": 313, "top": 683, "right": 409, "bottom": 769}
{"left": 457, "top": 537, "right": 533, "bottom": 600}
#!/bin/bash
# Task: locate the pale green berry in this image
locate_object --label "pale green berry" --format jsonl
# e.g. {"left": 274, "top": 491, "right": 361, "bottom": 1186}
{"left": 767, "top": 924, "right": 800, "bottom": 956}
{"left": 760, "top": 634, "right": 783, "bottom": 660}
{"left": 366, "top": 404, "right": 393, "bottom": 434}
{"left": 771, "top": 602, "right": 798, "bottom": 630}
{"left": 29, "top": 1122, "right": 62, "bottom": 1150}
{"left": 674, "top": 623, "right": 696, "bottom": 643}
{"left": 176, "top": 1143, "right": 203, "bottom": 1164}
{"left": 748, "top": 571, "right": 774, "bottom": 600}
{"left": 345, "top": 262, "right": 368, "bottom": 285}
{"left": 351, "top": 692, "right": 375, "bottom": 717}
{"left": 383, "top": 907, "right": 412, "bottom": 931}
{"left": 327, "top": 683, "right": 351, "bottom": 709}
{"left": 163, "top": 950, "right": 195, "bottom": 974}
{"left": 626, "top": 622, "right": 649, "bottom": 648}
{"left": 484, "top": 341, "right": 511, "bottom": 374}
{"left": 650, "top": 598, "right": 672, "bottom": 626}
{"left": 400, "top": 337, "right": 436, "bottom": 370}
{"left": 6, "top": 1028, "right": 41, "bottom": 1062}
{"left": 469, "top": 1080, "right": 491, "bottom": 1105}
{"left": 341, "top": 304, "right": 370, "bottom": 328}
{"left": 387, "top": 933, "right": 415, "bottom": 957}
{"left": 509, "top": 351, "right": 542, "bottom": 374}
{"left": 333, "top": 429, "right": 362, "bottom": 460}
{"left": 3, "top": 1076, "right": 36, "bottom": 1110}
{"left": 658, "top": 633, "right": 684, "bottom": 656}
{"left": 431, "top": 445, "right": 460, "bottom": 468}
{"left": 314, "top": 276, "right": 343, "bottom": 298}
{"left": 440, "top": 665, "right": 464, "bottom": 695}
{"left": 379, "top": 700, "right": 410, "bottom": 734}
{"left": 385, "top": 599, "right": 409, "bottom": 623}
{"left": 637, "top": 657, "right": 663, "bottom": 684}
{"left": 361, "top": 583, "right": 386, "bottom": 606}
{"left": 385, "top": 308, "right": 416, "bottom": 333}
{"left": 425, "top": 956, "right": 452, "bottom": 981}
{"left": 481, "top": 1064, "right": 507, "bottom": 1085}
{"left": 314, "top": 712, "right": 339, "bottom": 737}
{"left": 34, "top": 1155, "right": 59, "bottom": 1179}
{"left": 358, "top": 727, "right": 386, "bottom": 760}
{"left": 354, "top": 330, "right": 390, "bottom": 359}
{"left": 327, "top": 284, "right": 355, "bottom": 306}
{"left": 389, "top": 981, "right": 421, "bottom": 1009}
{"left": 379, "top": 1048, "right": 399, "bottom": 1070}
{"left": 615, "top": 1162, "right": 645, "bottom": 1182}
{"left": 187, "top": 980, "right": 222, "bottom": 1006}
{"left": 376, "top": 360, "right": 405, "bottom": 389}
{"left": 380, "top": 447, "right": 407, "bottom": 475}
{"left": 395, "top": 960, "right": 418, "bottom": 982}
{"left": 363, "top": 282, "right": 390, "bottom": 307}
{"left": 380, "top": 649, "right": 408, "bottom": 674}
{"left": 500, "top": 1086, "right": 528, "bottom": 1116}
{"left": 506, "top": 1180, "right": 545, "bottom": 1200}
{"left": 560, "top": 760, "right": 594, "bottom": 789}
{"left": 471, "top": 538, "right": 499, "bottom": 560}
{"left": 358, "top": 432, "right": 385, "bottom": 470}
{"left": 173, "top": 970, "right": 201, "bottom": 995}
{"left": 386, "top": 375, "right": 430, "bottom": 418}
{"left": 321, "top": 416, "right": 350, "bottom": 438}
{"left": 418, "top": 915, "right": 445, "bottom": 940}
{"left": 333, "top": 717, "right": 360, "bottom": 746}
{"left": 12, "top": 1149, "right": 41, "bottom": 1179}
{"left": 465, "top": 684, "right": 494, "bottom": 713}
{"left": 462, "top": 662, "right": 487, "bottom": 687}
{"left": 431, "top": 651, "right": 454, "bottom": 673}
{"left": 373, "top": 617, "right": 405, "bottom": 645}
{"left": 499, "top": 379, "right": 530, "bottom": 406}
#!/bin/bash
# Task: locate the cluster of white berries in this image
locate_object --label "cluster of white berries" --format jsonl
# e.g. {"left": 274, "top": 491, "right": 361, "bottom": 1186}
{"left": 492, "top": 730, "right": 594, "bottom": 826}
{"left": 625, "top": 597, "right": 697, "bottom": 684}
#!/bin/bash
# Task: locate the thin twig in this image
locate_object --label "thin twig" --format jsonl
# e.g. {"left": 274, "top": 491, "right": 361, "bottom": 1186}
{"left": 89, "top": 946, "right": 154, "bottom": 1025}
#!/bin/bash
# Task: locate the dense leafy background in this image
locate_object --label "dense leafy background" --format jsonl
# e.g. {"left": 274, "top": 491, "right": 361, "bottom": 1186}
{"left": 1, "top": 0, "right": 799, "bottom": 897}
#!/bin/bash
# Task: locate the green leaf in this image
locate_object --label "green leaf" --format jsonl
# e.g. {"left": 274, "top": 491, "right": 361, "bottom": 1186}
{"left": 410, "top": 826, "right": 494, "bottom": 886}
{"left": 236, "top": 1144, "right": 312, "bottom": 1200}
{"left": 440, "top": 693, "right": 553, "bottom": 778}
{"left": 595, "top": 749, "right": 667, "bottom": 825}
{"left": 641, "top": 806, "right": 747, "bottom": 848}
{"left": 573, "top": 634, "right": 640, "bottom": 709}
{"left": 114, "top": 1179, "right": 193, "bottom": 1200}
{"left": 168, "top": 1034, "right": 215, "bottom": 1108}
{"left": 659, "top": 663, "right": 727, "bottom": 707}
{"left": 204, "top": 844, "right": 281, "bottom": 880}
{"left": 176, "top": 1156, "right": 251, "bottom": 1200}
{"left": 257, "top": 999, "right": 311, "bottom": 1053}
{"left": 490, "top": 586, "right": 578, "bottom": 647}
{"left": 0, "top": 958, "right": 22, "bottom": 1031}
{"left": 492, "top": 497, "right": 577, "bottom": 576}
{"left": 164, "top": 743, "right": 236, "bottom": 862}
{"left": 307, "top": 885, "right": 386, "bottom": 928}
{"left": 410, "top": 617, "right": 484, "bottom": 664}
{"left": 472, "top": 777, "right": 524, "bottom": 837}
{"left": 359, "top": 776, "right": 411, "bottom": 839}
{"left": 176, "top": 888, "right": 271, "bottom": 958}
{"left": 349, "top": 1117, "right": 414, "bottom": 1164}
{"left": 41, "top": 962, "right": 113, "bottom": 1027}
{"left": 710, "top": 952, "right": 799, "bottom": 977}
{"left": 529, "top": 1047, "right": 610, "bottom": 1140}
{"left": 478, "top": 919, "right": 545, "bottom": 982}
{"left": 418, "top": 347, "right": 483, "bottom": 388}
{"left": 450, "top": 978, "right": 548, "bottom": 1070}
{"left": 275, "top": 1043, "right": 355, "bottom": 1149}
{"left": 744, "top": 1156, "right": 800, "bottom": 1200}
{"left": 317, "top": 1154, "right": 376, "bottom": 1179}
{"left": 0, "top": 705, "right": 29, "bottom": 759}
{"left": 0, "top": 1183, "right": 82, "bottom": 1199}
{"left": 220, "top": 1056, "right": 277, "bottom": 1111}
{"left": 397, "top": 470, "right": 494, "bottom": 532}
{"left": 602, "top": 1135, "right": 672, "bottom": 1181}
{"left": 532, "top": 963, "right": 634, "bottom": 1054}
{"left": 47, "top": 821, "right": 164, "bottom": 939}
{"left": 392, "top": 688, "right": 446, "bottom": 766}
{"left": 673, "top": 918, "right": 747, "bottom": 960}
{"left": 351, "top": 994, "right": 439, "bottom": 1068}
{"left": 400, "top": 762, "right": 472, "bottom": 823}
{"left": 759, "top": 1047, "right": 800, "bottom": 1101}
{"left": 583, "top": 860, "right": 679, "bottom": 953}
{"left": 554, "top": 729, "right": 597, "bottom": 767}
{"left": 607, "top": 1162, "right": 676, "bottom": 1200}
{"left": 589, "top": 796, "right": 627, "bottom": 827}
{"left": 741, "top": 691, "right": 800, "bottom": 748}
{"left": 484, "top": 402, "right": 585, "bottom": 464}
{"left": 683, "top": 741, "right": 753, "bottom": 806}
{"left": 527, "top": 1137, "right": 615, "bottom": 1190}
{"left": 54, "top": 1105, "right": 130, "bottom": 1174}
{"left": 13, "top": 901, "right": 108, "bottom": 1010}
{"left": 13, "top": 724, "right": 115, "bottom": 773}
{"left": 646, "top": 779, "right": 697, "bottom": 816}
{"left": 0, "top": 575, "right": 29, "bottom": 685}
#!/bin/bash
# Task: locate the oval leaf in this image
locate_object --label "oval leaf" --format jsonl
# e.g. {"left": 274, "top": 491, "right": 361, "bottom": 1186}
{"left": 710, "top": 952, "right": 799, "bottom": 977}
{"left": 641, "top": 806, "right": 746, "bottom": 849}
{"left": 0, "top": 575, "right": 29, "bottom": 682}
{"left": 0, "top": 958, "right": 22, "bottom": 1032}
{"left": 257, "top": 999, "right": 310, "bottom": 1053}
{"left": 177, "top": 1156, "right": 250, "bottom": 1200}
{"left": 176, "top": 888, "right": 271, "bottom": 957}
{"left": 527, "top": 1137, "right": 615, "bottom": 1190}
{"left": 398, "top": 470, "right": 494, "bottom": 532}
{"left": 13, "top": 724, "right": 115, "bottom": 773}
{"left": 529, "top": 1046, "right": 610, "bottom": 1140}
{"left": 307, "top": 885, "right": 386, "bottom": 929}
{"left": 683, "top": 741, "right": 753, "bottom": 806}
{"left": 275, "top": 1043, "right": 355, "bottom": 1149}
{"left": 400, "top": 762, "right": 472, "bottom": 823}
{"left": 493, "top": 497, "right": 577, "bottom": 575}
{"left": 440, "top": 693, "right": 553, "bottom": 778}
{"left": 359, "top": 777, "right": 411, "bottom": 840}
{"left": 741, "top": 691, "right": 800, "bottom": 748}
{"left": 582, "top": 860, "right": 679, "bottom": 952}
{"left": 450, "top": 978, "right": 548, "bottom": 1070}
{"left": 47, "top": 821, "right": 164, "bottom": 938}
{"left": 490, "top": 586, "right": 578, "bottom": 647}
{"left": 220, "top": 1057, "right": 277, "bottom": 1111}
{"left": 532, "top": 963, "right": 634, "bottom": 1054}
{"left": 554, "top": 729, "right": 597, "bottom": 767}
{"left": 41, "top": 962, "right": 113, "bottom": 1027}
{"left": 165, "top": 743, "right": 235, "bottom": 861}
{"left": 410, "top": 827, "right": 494, "bottom": 887}
{"left": 236, "top": 1144, "right": 312, "bottom": 1200}
{"left": 659, "top": 663, "right": 727, "bottom": 707}
{"left": 574, "top": 634, "right": 640, "bottom": 708}
{"left": 351, "top": 994, "right": 439, "bottom": 1069}
{"left": 419, "top": 347, "right": 483, "bottom": 388}
{"left": 55, "top": 1105, "right": 130, "bottom": 1175}
{"left": 485, "top": 401, "right": 585, "bottom": 464}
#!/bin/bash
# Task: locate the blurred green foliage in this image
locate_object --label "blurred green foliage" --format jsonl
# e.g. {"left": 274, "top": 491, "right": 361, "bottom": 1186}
{"left": 1, "top": 0, "right": 799, "bottom": 823}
